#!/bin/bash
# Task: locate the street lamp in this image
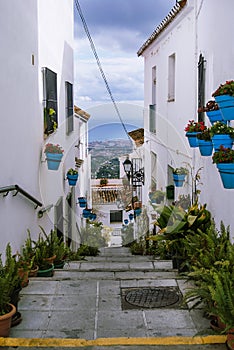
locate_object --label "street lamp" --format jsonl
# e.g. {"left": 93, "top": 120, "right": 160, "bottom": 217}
{"left": 123, "top": 158, "right": 132, "bottom": 181}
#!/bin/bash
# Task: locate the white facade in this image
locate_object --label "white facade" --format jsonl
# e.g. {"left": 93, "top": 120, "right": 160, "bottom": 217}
{"left": 139, "top": 0, "right": 234, "bottom": 241}
{"left": 0, "top": 1, "right": 90, "bottom": 257}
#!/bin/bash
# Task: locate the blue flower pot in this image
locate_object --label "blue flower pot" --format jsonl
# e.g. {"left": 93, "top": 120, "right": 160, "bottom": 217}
{"left": 216, "top": 163, "right": 234, "bottom": 189}
{"left": 134, "top": 208, "right": 141, "bottom": 216}
{"left": 198, "top": 139, "right": 213, "bottom": 156}
{"left": 124, "top": 219, "right": 129, "bottom": 225}
{"left": 46, "top": 153, "right": 63, "bottom": 170}
{"left": 173, "top": 174, "right": 186, "bottom": 187}
{"left": 78, "top": 197, "right": 87, "bottom": 208}
{"left": 186, "top": 132, "right": 200, "bottom": 147}
{"left": 67, "top": 173, "right": 78, "bottom": 186}
{"left": 206, "top": 110, "right": 224, "bottom": 125}
{"left": 211, "top": 134, "right": 233, "bottom": 151}
{"left": 129, "top": 213, "right": 134, "bottom": 221}
{"left": 83, "top": 209, "right": 91, "bottom": 218}
{"left": 215, "top": 95, "right": 234, "bottom": 121}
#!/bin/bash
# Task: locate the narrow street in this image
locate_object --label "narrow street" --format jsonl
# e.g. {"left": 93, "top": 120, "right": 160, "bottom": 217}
{"left": 1, "top": 247, "right": 227, "bottom": 349}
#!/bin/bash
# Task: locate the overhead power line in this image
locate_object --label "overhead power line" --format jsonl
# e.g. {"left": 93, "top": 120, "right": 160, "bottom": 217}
{"left": 74, "top": 0, "right": 133, "bottom": 144}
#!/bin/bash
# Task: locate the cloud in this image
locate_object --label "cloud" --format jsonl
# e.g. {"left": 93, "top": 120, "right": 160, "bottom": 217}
{"left": 74, "top": 0, "right": 176, "bottom": 106}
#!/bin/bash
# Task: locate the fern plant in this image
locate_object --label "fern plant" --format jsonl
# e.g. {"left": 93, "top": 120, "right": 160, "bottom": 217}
{"left": 209, "top": 270, "right": 234, "bottom": 332}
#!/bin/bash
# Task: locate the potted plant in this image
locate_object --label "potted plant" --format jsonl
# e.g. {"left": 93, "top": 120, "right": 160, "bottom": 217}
{"left": 172, "top": 167, "right": 188, "bottom": 187}
{"left": 212, "top": 80, "right": 234, "bottom": 121}
{"left": 78, "top": 197, "right": 87, "bottom": 208}
{"left": 99, "top": 178, "right": 108, "bottom": 186}
{"left": 198, "top": 100, "right": 224, "bottom": 125}
{"left": 196, "top": 129, "right": 213, "bottom": 156}
{"left": 0, "top": 245, "right": 18, "bottom": 336}
{"left": 212, "top": 146, "right": 234, "bottom": 189}
{"left": 149, "top": 190, "right": 165, "bottom": 204}
{"left": 53, "top": 236, "right": 70, "bottom": 269}
{"left": 21, "top": 230, "right": 38, "bottom": 277}
{"left": 210, "top": 121, "right": 234, "bottom": 151}
{"left": 44, "top": 143, "right": 64, "bottom": 170}
{"left": 184, "top": 120, "right": 207, "bottom": 147}
{"left": 66, "top": 168, "right": 78, "bottom": 186}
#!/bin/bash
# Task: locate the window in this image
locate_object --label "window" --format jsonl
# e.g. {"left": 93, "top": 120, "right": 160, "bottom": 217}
{"left": 198, "top": 53, "right": 206, "bottom": 122}
{"left": 42, "top": 67, "right": 58, "bottom": 136}
{"left": 168, "top": 53, "right": 175, "bottom": 101}
{"left": 152, "top": 66, "right": 157, "bottom": 105}
{"left": 66, "top": 81, "right": 74, "bottom": 134}
{"left": 110, "top": 210, "right": 123, "bottom": 223}
{"left": 151, "top": 152, "right": 157, "bottom": 191}
{"left": 149, "top": 104, "right": 156, "bottom": 133}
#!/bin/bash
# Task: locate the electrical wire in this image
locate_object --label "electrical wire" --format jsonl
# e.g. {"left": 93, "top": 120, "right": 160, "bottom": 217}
{"left": 75, "top": 0, "right": 134, "bottom": 146}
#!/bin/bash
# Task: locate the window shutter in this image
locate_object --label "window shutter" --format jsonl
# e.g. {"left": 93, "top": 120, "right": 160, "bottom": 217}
{"left": 42, "top": 68, "right": 58, "bottom": 135}
{"left": 66, "top": 81, "right": 74, "bottom": 134}
{"left": 149, "top": 104, "right": 156, "bottom": 133}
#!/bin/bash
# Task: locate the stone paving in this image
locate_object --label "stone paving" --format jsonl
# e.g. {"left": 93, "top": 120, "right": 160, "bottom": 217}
{"left": 3, "top": 246, "right": 227, "bottom": 349}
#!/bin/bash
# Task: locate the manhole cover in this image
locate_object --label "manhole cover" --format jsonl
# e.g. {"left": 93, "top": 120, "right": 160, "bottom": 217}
{"left": 121, "top": 287, "right": 182, "bottom": 310}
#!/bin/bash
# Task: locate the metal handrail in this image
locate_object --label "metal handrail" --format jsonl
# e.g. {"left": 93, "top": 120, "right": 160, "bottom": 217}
{"left": 0, "top": 185, "right": 42, "bottom": 209}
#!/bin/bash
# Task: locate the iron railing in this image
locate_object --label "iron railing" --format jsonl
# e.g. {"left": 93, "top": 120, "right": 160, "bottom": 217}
{"left": 0, "top": 185, "right": 42, "bottom": 209}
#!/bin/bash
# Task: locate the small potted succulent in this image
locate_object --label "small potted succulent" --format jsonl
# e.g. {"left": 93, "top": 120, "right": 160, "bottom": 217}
{"left": 44, "top": 143, "right": 64, "bottom": 170}
{"left": 66, "top": 168, "right": 78, "bottom": 186}
{"left": 184, "top": 120, "right": 207, "bottom": 147}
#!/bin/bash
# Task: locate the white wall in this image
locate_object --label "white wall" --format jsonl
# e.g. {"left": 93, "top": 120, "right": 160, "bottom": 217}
{"left": 0, "top": 0, "right": 75, "bottom": 258}
{"left": 141, "top": 0, "right": 234, "bottom": 241}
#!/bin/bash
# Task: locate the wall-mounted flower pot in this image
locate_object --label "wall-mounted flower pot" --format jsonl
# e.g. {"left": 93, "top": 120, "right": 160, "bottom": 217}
{"left": 173, "top": 174, "right": 186, "bottom": 187}
{"left": 198, "top": 139, "right": 213, "bottom": 156}
{"left": 215, "top": 94, "right": 234, "bottom": 121}
{"left": 67, "top": 173, "right": 78, "bottom": 186}
{"left": 78, "top": 197, "right": 87, "bottom": 208}
{"left": 46, "top": 153, "right": 63, "bottom": 170}
{"left": 124, "top": 219, "right": 129, "bottom": 225}
{"left": 216, "top": 163, "right": 234, "bottom": 189}
{"left": 185, "top": 132, "right": 200, "bottom": 147}
{"left": 83, "top": 209, "right": 91, "bottom": 218}
{"left": 211, "top": 134, "right": 233, "bottom": 151}
{"left": 206, "top": 110, "right": 224, "bottom": 125}
{"left": 134, "top": 208, "right": 141, "bottom": 216}
{"left": 89, "top": 212, "right": 96, "bottom": 220}
{"left": 129, "top": 213, "right": 134, "bottom": 221}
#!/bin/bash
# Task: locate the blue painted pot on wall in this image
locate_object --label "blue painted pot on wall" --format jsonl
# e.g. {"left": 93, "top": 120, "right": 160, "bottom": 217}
{"left": 173, "top": 174, "right": 186, "bottom": 187}
{"left": 134, "top": 208, "right": 141, "bottom": 216}
{"left": 216, "top": 163, "right": 234, "bottom": 189}
{"left": 186, "top": 132, "right": 200, "bottom": 147}
{"left": 46, "top": 153, "right": 63, "bottom": 170}
{"left": 78, "top": 197, "right": 87, "bottom": 208}
{"left": 211, "top": 134, "right": 233, "bottom": 151}
{"left": 206, "top": 110, "right": 224, "bottom": 125}
{"left": 67, "top": 173, "right": 78, "bottom": 186}
{"left": 215, "top": 95, "right": 234, "bottom": 121}
{"left": 198, "top": 139, "right": 213, "bottom": 156}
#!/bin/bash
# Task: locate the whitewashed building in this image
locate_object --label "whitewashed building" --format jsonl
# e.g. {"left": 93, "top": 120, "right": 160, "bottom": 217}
{"left": 138, "top": 0, "right": 234, "bottom": 241}
{"left": 0, "top": 1, "right": 90, "bottom": 256}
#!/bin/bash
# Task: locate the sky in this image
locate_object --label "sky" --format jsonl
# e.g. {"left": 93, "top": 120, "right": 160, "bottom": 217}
{"left": 73, "top": 0, "right": 176, "bottom": 130}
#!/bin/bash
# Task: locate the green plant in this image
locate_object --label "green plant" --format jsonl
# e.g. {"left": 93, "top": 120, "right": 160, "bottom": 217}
{"left": 196, "top": 129, "right": 211, "bottom": 141}
{"left": 129, "top": 239, "right": 146, "bottom": 255}
{"left": 209, "top": 270, "right": 234, "bottom": 332}
{"left": 212, "top": 80, "right": 234, "bottom": 97}
{"left": 77, "top": 244, "right": 100, "bottom": 257}
{"left": 210, "top": 121, "right": 234, "bottom": 137}
{"left": 67, "top": 168, "right": 78, "bottom": 175}
{"left": 212, "top": 146, "right": 234, "bottom": 164}
{"left": 99, "top": 178, "right": 108, "bottom": 186}
{"left": 149, "top": 190, "right": 165, "bottom": 204}
{"left": 44, "top": 143, "right": 64, "bottom": 154}
{"left": 173, "top": 167, "right": 188, "bottom": 175}
{"left": 184, "top": 120, "right": 207, "bottom": 133}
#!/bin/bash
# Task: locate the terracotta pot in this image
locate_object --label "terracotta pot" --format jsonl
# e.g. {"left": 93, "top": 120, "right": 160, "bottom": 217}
{"left": 29, "top": 265, "right": 39, "bottom": 277}
{"left": 227, "top": 329, "right": 234, "bottom": 350}
{"left": 43, "top": 255, "right": 56, "bottom": 264}
{"left": 18, "top": 268, "right": 29, "bottom": 288}
{"left": 0, "top": 303, "right": 16, "bottom": 337}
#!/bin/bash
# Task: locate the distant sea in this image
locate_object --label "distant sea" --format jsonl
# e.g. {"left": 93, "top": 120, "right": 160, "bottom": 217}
{"left": 88, "top": 122, "right": 139, "bottom": 142}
